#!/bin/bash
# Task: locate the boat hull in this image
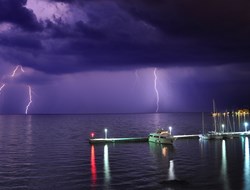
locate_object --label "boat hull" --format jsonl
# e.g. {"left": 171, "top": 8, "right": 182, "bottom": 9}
{"left": 199, "top": 133, "right": 223, "bottom": 140}
{"left": 199, "top": 134, "right": 212, "bottom": 140}
{"left": 148, "top": 136, "right": 175, "bottom": 144}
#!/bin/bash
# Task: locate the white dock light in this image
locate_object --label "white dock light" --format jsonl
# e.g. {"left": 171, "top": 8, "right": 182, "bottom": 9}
{"left": 244, "top": 122, "right": 249, "bottom": 132}
{"left": 222, "top": 124, "right": 225, "bottom": 133}
{"left": 104, "top": 128, "right": 108, "bottom": 139}
{"left": 169, "top": 126, "right": 172, "bottom": 135}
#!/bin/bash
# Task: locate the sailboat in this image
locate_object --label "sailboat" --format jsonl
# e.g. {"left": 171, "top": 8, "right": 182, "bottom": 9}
{"left": 209, "top": 99, "right": 223, "bottom": 139}
{"left": 200, "top": 100, "right": 223, "bottom": 140}
{"left": 199, "top": 112, "right": 212, "bottom": 140}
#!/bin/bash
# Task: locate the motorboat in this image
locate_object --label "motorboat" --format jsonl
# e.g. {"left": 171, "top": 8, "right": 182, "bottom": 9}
{"left": 199, "top": 134, "right": 212, "bottom": 140}
{"left": 148, "top": 128, "right": 175, "bottom": 145}
{"left": 199, "top": 132, "right": 223, "bottom": 140}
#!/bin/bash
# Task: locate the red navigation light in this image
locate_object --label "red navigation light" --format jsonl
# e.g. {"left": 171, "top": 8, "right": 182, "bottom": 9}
{"left": 91, "top": 132, "right": 95, "bottom": 138}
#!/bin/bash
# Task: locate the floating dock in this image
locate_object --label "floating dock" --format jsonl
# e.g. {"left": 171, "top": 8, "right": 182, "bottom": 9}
{"left": 175, "top": 132, "right": 250, "bottom": 139}
{"left": 174, "top": 134, "right": 200, "bottom": 139}
{"left": 89, "top": 137, "right": 148, "bottom": 144}
{"left": 89, "top": 132, "right": 250, "bottom": 144}
{"left": 89, "top": 134, "right": 200, "bottom": 144}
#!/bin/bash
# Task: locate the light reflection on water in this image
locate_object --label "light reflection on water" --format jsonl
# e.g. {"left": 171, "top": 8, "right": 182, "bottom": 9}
{"left": 221, "top": 140, "right": 230, "bottom": 190}
{"left": 104, "top": 144, "right": 110, "bottom": 189}
{"left": 25, "top": 115, "right": 32, "bottom": 154}
{"left": 168, "top": 160, "right": 175, "bottom": 181}
{"left": 244, "top": 137, "right": 249, "bottom": 190}
{"left": 0, "top": 114, "right": 250, "bottom": 190}
{"left": 90, "top": 145, "right": 97, "bottom": 187}
{"left": 149, "top": 143, "right": 175, "bottom": 182}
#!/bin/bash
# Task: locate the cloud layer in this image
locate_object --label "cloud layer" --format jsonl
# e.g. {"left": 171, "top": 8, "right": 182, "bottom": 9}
{"left": 0, "top": 0, "right": 250, "bottom": 113}
{"left": 0, "top": 0, "right": 250, "bottom": 75}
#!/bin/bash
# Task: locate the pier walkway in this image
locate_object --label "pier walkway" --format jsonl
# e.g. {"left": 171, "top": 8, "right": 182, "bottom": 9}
{"left": 89, "top": 134, "right": 200, "bottom": 144}
{"left": 89, "top": 137, "right": 148, "bottom": 144}
{"left": 89, "top": 132, "right": 250, "bottom": 144}
{"left": 174, "top": 134, "right": 200, "bottom": 139}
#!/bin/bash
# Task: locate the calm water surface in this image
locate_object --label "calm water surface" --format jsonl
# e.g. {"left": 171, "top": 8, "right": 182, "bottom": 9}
{"left": 0, "top": 113, "right": 249, "bottom": 190}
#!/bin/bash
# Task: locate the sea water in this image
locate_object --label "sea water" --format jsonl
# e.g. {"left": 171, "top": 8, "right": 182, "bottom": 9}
{"left": 0, "top": 113, "right": 249, "bottom": 190}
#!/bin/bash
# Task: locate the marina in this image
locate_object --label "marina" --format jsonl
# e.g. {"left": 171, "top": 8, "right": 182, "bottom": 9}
{"left": 89, "top": 132, "right": 250, "bottom": 144}
{"left": 89, "top": 105, "right": 250, "bottom": 144}
{"left": 210, "top": 108, "right": 250, "bottom": 134}
{"left": 89, "top": 127, "right": 201, "bottom": 144}
{"left": 89, "top": 134, "right": 200, "bottom": 144}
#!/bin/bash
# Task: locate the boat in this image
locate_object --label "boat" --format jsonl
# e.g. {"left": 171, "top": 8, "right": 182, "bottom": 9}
{"left": 222, "top": 133, "right": 234, "bottom": 139}
{"left": 199, "top": 111, "right": 223, "bottom": 140}
{"left": 199, "top": 132, "right": 223, "bottom": 140}
{"left": 201, "top": 100, "right": 223, "bottom": 140}
{"left": 199, "top": 131, "right": 223, "bottom": 140}
{"left": 148, "top": 128, "right": 175, "bottom": 144}
{"left": 199, "top": 134, "right": 212, "bottom": 140}
{"left": 199, "top": 112, "right": 212, "bottom": 140}
{"left": 207, "top": 131, "right": 223, "bottom": 139}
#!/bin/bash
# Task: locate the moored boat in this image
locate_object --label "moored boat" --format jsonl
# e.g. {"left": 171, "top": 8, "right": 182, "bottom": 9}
{"left": 148, "top": 128, "right": 175, "bottom": 145}
{"left": 199, "top": 132, "right": 223, "bottom": 140}
{"left": 199, "top": 112, "right": 212, "bottom": 140}
{"left": 199, "top": 134, "right": 212, "bottom": 140}
{"left": 200, "top": 100, "right": 223, "bottom": 140}
{"left": 207, "top": 131, "right": 223, "bottom": 139}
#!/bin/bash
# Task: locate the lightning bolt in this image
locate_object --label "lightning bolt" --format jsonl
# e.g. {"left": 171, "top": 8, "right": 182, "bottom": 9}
{"left": 25, "top": 85, "right": 32, "bottom": 115}
{"left": 0, "top": 83, "right": 6, "bottom": 94}
{"left": 1, "top": 65, "right": 34, "bottom": 114}
{"left": 11, "top": 65, "right": 24, "bottom": 77}
{"left": 154, "top": 68, "right": 159, "bottom": 113}
{"left": 133, "top": 69, "right": 140, "bottom": 88}
{"left": 20, "top": 66, "right": 25, "bottom": 73}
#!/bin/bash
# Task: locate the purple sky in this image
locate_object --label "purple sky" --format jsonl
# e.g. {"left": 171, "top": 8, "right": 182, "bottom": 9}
{"left": 0, "top": 0, "right": 250, "bottom": 114}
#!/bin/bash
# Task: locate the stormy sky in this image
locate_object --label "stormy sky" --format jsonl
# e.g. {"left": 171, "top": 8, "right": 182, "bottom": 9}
{"left": 0, "top": 0, "right": 250, "bottom": 114}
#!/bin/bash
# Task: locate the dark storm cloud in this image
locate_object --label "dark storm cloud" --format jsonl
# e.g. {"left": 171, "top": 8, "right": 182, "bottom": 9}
{"left": 0, "top": 0, "right": 42, "bottom": 31}
{"left": 75, "top": 21, "right": 106, "bottom": 40}
{"left": 0, "top": 34, "right": 43, "bottom": 50}
{"left": 45, "top": 20, "right": 75, "bottom": 38}
{"left": 119, "top": 0, "right": 250, "bottom": 55}
{"left": 61, "top": 0, "right": 250, "bottom": 68}
{"left": 1, "top": 0, "right": 250, "bottom": 75}
{"left": 118, "top": 0, "right": 250, "bottom": 37}
{"left": 45, "top": 20, "right": 106, "bottom": 40}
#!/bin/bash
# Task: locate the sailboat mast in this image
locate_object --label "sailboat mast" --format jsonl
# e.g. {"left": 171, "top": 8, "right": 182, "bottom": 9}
{"left": 213, "top": 99, "right": 217, "bottom": 132}
{"left": 202, "top": 112, "right": 205, "bottom": 135}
